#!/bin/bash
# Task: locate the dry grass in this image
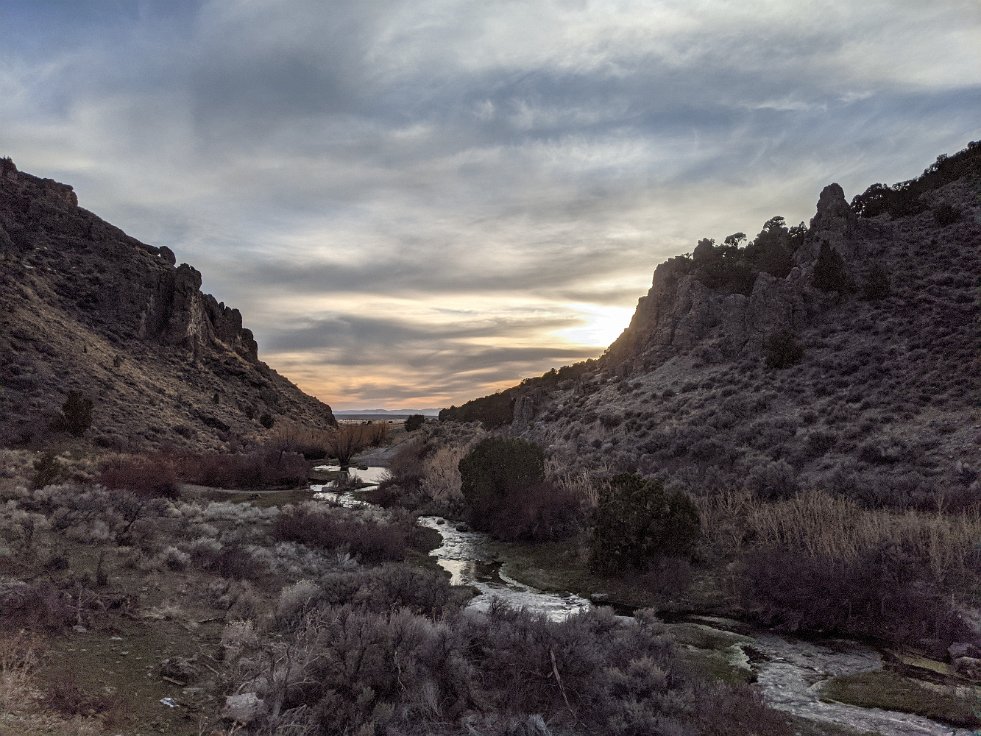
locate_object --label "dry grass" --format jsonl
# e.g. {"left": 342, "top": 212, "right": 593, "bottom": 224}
{"left": 418, "top": 443, "right": 469, "bottom": 512}
{"left": 697, "top": 490, "right": 981, "bottom": 581}
{"left": 547, "top": 460, "right": 601, "bottom": 511}
{"left": 0, "top": 632, "right": 103, "bottom": 735}
{"left": 325, "top": 423, "right": 390, "bottom": 465}
{"left": 268, "top": 422, "right": 335, "bottom": 458}
{"left": 0, "top": 631, "right": 41, "bottom": 710}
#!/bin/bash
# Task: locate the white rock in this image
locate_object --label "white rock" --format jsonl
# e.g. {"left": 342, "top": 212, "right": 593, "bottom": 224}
{"left": 223, "top": 692, "right": 266, "bottom": 724}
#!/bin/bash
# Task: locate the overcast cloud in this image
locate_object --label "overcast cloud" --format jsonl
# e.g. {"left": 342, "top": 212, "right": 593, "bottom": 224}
{"left": 2, "top": 1, "right": 978, "bottom": 408}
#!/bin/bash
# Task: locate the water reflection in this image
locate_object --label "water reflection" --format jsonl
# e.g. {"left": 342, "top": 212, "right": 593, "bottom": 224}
{"left": 417, "top": 516, "right": 591, "bottom": 620}
{"left": 313, "top": 464, "right": 391, "bottom": 486}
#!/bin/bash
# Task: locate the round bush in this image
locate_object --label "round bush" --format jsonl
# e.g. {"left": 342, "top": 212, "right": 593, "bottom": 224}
{"left": 590, "top": 473, "right": 701, "bottom": 576}
{"left": 458, "top": 437, "right": 544, "bottom": 531}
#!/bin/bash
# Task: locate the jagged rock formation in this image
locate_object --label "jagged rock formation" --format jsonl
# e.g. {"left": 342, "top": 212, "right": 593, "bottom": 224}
{"left": 442, "top": 143, "right": 981, "bottom": 508}
{"left": 0, "top": 158, "right": 335, "bottom": 449}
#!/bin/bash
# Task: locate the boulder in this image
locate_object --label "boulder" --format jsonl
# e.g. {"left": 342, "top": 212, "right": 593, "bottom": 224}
{"left": 223, "top": 692, "right": 266, "bottom": 724}
{"left": 952, "top": 656, "right": 981, "bottom": 680}
{"left": 949, "top": 642, "right": 981, "bottom": 660}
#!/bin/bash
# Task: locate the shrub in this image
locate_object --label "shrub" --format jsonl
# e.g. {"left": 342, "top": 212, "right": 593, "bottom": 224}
{"left": 325, "top": 424, "right": 386, "bottom": 466}
{"left": 274, "top": 505, "right": 411, "bottom": 563}
{"left": 175, "top": 448, "right": 307, "bottom": 489}
{"left": 0, "top": 581, "right": 72, "bottom": 632}
{"left": 591, "top": 473, "right": 701, "bottom": 575}
{"left": 51, "top": 391, "right": 94, "bottom": 436}
{"left": 439, "top": 390, "right": 516, "bottom": 427}
{"left": 741, "top": 543, "right": 967, "bottom": 648}
{"left": 862, "top": 263, "right": 891, "bottom": 300}
{"left": 268, "top": 423, "right": 334, "bottom": 459}
{"left": 932, "top": 203, "right": 961, "bottom": 226}
{"left": 31, "top": 452, "right": 63, "bottom": 490}
{"left": 459, "top": 437, "right": 545, "bottom": 532}
{"left": 812, "top": 242, "right": 852, "bottom": 293}
{"left": 230, "top": 600, "right": 788, "bottom": 736}
{"left": 404, "top": 414, "right": 425, "bottom": 431}
{"left": 746, "top": 460, "right": 798, "bottom": 500}
{"left": 493, "top": 481, "right": 584, "bottom": 542}
{"left": 44, "top": 672, "right": 119, "bottom": 718}
{"left": 99, "top": 455, "right": 180, "bottom": 499}
{"left": 764, "top": 330, "right": 804, "bottom": 369}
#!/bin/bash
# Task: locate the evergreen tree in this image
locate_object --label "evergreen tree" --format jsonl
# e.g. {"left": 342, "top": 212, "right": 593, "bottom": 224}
{"left": 812, "top": 241, "right": 852, "bottom": 293}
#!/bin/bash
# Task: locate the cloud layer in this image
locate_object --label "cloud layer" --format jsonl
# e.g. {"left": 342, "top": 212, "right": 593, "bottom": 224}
{"left": 2, "top": 1, "right": 979, "bottom": 407}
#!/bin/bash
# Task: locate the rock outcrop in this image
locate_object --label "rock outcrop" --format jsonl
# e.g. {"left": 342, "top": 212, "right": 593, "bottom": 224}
{"left": 442, "top": 142, "right": 981, "bottom": 506}
{"left": 0, "top": 159, "right": 335, "bottom": 449}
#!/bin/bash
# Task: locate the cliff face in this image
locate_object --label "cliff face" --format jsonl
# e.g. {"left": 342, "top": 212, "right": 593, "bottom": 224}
{"left": 443, "top": 143, "right": 981, "bottom": 508}
{"left": 0, "top": 158, "right": 335, "bottom": 449}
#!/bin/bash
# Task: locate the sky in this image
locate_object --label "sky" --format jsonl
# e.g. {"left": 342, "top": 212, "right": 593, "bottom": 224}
{"left": 1, "top": 1, "right": 979, "bottom": 409}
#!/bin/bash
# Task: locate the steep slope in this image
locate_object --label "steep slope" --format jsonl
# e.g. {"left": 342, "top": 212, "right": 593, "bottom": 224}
{"left": 442, "top": 143, "right": 981, "bottom": 508}
{"left": 0, "top": 158, "right": 335, "bottom": 449}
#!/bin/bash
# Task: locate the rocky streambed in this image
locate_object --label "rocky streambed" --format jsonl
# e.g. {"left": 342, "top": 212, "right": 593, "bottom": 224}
{"left": 315, "top": 468, "right": 979, "bottom": 736}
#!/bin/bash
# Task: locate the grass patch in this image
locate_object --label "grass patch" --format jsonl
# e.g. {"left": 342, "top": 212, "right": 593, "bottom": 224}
{"left": 678, "top": 646, "right": 754, "bottom": 685}
{"left": 820, "top": 670, "right": 981, "bottom": 727}
{"left": 493, "top": 535, "right": 731, "bottom": 614}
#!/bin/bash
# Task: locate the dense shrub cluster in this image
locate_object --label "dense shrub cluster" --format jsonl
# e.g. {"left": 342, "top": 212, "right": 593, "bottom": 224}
{"left": 850, "top": 141, "right": 980, "bottom": 218}
{"left": 229, "top": 601, "right": 791, "bottom": 736}
{"left": 0, "top": 580, "right": 74, "bottom": 632}
{"left": 99, "top": 455, "right": 179, "bottom": 499}
{"left": 174, "top": 448, "right": 308, "bottom": 489}
{"left": 274, "top": 503, "right": 416, "bottom": 563}
{"left": 456, "top": 437, "right": 581, "bottom": 541}
{"left": 591, "top": 474, "right": 700, "bottom": 575}
{"left": 326, "top": 423, "right": 389, "bottom": 466}
{"left": 459, "top": 437, "right": 545, "bottom": 524}
{"left": 764, "top": 331, "right": 804, "bottom": 369}
{"left": 687, "top": 218, "right": 807, "bottom": 296}
{"left": 268, "top": 423, "right": 335, "bottom": 459}
{"left": 697, "top": 490, "right": 980, "bottom": 649}
{"left": 439, "top": 390, "right": 516, "bottom": 428}
{"left": 404, "top": 414, "right": 425, "bottom": 431}
{"left": 742, "top": 544, "right": 968, "bottom": 649}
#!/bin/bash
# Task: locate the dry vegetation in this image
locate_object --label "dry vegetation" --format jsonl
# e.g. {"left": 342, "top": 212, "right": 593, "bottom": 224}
{"left": 0, "top": 448, "right": 805, "bottom": 735}
{"left": 379, "top": 429, "right": 979, "bottom": 658}
{"left": 697, "top": 490, "right": 980, "bottom": 579}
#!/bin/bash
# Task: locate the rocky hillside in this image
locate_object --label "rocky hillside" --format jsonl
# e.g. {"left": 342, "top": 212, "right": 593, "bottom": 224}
{"left": 442, "top": 143, "right": 980, "bottom": 509}
{"left": 0, "top": 158, "right": 335, "bottom": 449}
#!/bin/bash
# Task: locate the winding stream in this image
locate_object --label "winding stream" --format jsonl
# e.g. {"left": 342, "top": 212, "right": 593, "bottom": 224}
{"left": 315, "top": 467, "right": 977, "bottom": 736}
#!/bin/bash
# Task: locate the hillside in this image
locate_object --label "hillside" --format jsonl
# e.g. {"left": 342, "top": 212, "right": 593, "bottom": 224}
{"left": 0, "top": 158, "right": 335, "bottom": 449}
{"left": 441, "top": 143, "right": 981, "bottom": 509}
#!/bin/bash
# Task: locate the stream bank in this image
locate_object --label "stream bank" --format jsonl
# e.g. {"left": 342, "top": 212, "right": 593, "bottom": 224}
{"left": 315, "top": 467, "right": 980, "bottom": 735}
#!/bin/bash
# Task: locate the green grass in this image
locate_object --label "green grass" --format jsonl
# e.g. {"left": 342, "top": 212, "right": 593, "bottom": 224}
{"left": 820, "top": 670, "right": 981, "bottom": 728}
{"left": 490, "top": 535, "right": 732, "bottom": 614}
{"left": 678, "top": 647, "right": 754, "bottom": 685}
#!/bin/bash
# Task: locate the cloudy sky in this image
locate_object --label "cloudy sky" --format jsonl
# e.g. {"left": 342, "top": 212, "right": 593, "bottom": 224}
{"left": 2, "top": 1, "right": 979, "bottom": 409}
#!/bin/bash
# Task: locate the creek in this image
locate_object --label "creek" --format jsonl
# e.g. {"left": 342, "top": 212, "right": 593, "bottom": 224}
{"left": 312, "top": 466, "right": 976, "bottom": 736}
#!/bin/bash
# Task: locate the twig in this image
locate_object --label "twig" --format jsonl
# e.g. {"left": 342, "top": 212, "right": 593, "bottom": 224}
{"left": 549, "top": 647, "right": 576, "bottom": 720}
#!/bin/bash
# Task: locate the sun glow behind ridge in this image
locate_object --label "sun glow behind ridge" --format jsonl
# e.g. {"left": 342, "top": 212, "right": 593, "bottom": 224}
{"left": 553, "top": 303, "right": 634, "bottom": 350}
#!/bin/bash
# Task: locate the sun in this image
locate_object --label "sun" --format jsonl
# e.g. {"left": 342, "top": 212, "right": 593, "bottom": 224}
{"left": 554, "top": 304, "right": 634, "bottom": 349}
